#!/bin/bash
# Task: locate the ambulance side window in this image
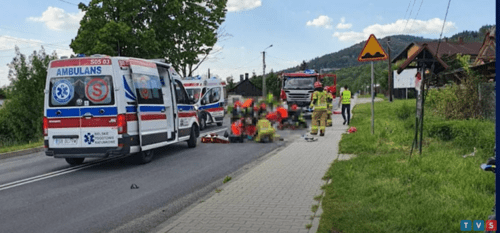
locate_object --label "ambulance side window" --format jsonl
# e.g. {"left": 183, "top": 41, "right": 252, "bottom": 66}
{"left": 174, "top": 80, "right": 190, "bottom": 104}
{"left": 132, "top": 74, "right": 164, "bottom": 105}
{"left": 211, "top": 87, "right": 221, "bottom": 103}
{"left": 202, "top": 89, "right": 212, "bottom": 105}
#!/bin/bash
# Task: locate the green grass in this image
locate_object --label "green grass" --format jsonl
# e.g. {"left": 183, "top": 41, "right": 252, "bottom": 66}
{"left": 358, "top": 93, "right": 386, "bottom": 99}
{"left": 223, "top": 176, "right": 232, "bottom": 184}
{"left": 0, "top": 138, "right": 43, "bottom": 154}
{"left": 318, "top": 99, "right": 495, "bottom": 233}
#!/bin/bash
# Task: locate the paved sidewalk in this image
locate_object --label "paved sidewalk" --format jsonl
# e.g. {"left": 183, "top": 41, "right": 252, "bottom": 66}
{"left": 157, "top": 97, "right": 375, "bottom": 233}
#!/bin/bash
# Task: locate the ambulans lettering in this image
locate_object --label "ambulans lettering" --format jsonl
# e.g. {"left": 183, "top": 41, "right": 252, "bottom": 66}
{"left": 56, "top": 66, "right": 102, "bottom": 76}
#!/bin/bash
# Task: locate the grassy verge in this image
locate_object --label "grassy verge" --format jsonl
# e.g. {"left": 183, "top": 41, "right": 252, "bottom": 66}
{"left": 358, "top": 93, "right": 386, "bottom": 99}
{"left": 0, "top": 138, "right": 43, "bottom": 154}
{"left": 318, "top": 99, "right": 495, "bottom": 233}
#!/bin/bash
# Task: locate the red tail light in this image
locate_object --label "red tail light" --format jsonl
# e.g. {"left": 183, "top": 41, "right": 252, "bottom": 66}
{"left": 280, "top": 89, "right": 286, "bottom": 100}
{"left": 117, "top": 114, "right": 127, "bottom": 134}
{"left": 43, "top": 117, "right": 48, "bottom": 136}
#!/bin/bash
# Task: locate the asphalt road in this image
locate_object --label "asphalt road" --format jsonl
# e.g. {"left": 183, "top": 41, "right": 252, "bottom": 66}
{"left": 0, "top": 118, "right": 307, "bottom": 233}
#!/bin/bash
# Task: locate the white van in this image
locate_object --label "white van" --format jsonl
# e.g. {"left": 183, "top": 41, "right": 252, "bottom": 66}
{"left": 43, "top": 55, "right": 199, "bottom": 165}
{"left": 181, "top": 77, "right": 226, "bottom": 130}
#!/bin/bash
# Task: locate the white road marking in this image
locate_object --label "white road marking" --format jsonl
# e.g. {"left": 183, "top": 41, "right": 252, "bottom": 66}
{"left": 0, "top": 127, "right": 229, "bottom": 192}
{"left": 0, "top": 155, "right": 127, "bottom": 191}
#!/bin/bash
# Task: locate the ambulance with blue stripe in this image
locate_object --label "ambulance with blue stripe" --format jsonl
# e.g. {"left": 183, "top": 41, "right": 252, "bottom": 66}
{"left": 43, "top": 55, "right": 199, "bottom": 165}
{"left": 181, "top": 77, "right": 226, "bottom": 130}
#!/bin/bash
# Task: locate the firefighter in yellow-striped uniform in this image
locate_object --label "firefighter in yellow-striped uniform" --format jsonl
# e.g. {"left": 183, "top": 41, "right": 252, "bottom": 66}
{"left": 310, "top": 81, "right": 329, "bottom": 136}
{"left": 325, "top": 87, "right": 334, "bottom": 127}
{"left": 255, "top": 112, "right": 276, "bottom": 142}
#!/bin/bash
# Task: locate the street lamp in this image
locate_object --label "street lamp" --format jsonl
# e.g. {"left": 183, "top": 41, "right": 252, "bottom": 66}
{"left": 262, "top": 44, "right": 273, "bottom": 98}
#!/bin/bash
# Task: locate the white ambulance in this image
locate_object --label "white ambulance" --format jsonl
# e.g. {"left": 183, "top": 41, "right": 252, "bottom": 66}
{"left": 181, "top": 77, "right": 226, "bottom": 130}
{"left": 43, "top": 55, "right": 199, "bottom": 165}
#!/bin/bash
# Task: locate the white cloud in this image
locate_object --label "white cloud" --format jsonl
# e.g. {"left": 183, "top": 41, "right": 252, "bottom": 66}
{"left": 306, "top": 15, "right": 333, "bottom": 29}
{"left": 28, "top": 6, "right": 84, "bottom": 31}
{"left": 333, "top": 18, "right": 457, "bottom": 43}
{"left": 0, "top": 36, "right": 44, "bottom": 50}
{"left": 336, "top": 17, "right": 352, "bottom": 29}
{"left": 227, "top": 0, "right": 262, "bottom": 12}
{"left": 0, "top": 66, "right": 9, "bottom": 88}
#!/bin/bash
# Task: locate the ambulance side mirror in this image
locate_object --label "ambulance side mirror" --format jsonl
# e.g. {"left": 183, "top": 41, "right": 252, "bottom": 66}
{"left": 201, "top": 99, "right": 207, "bottom": 105}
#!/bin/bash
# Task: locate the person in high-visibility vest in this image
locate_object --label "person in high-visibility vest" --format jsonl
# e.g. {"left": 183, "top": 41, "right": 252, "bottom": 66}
{"left": 324, "top": 87, "right": 334, "bottom": 127}
{"left": 310, "top": 81, "right": 328, "bottom": 136}
{"left": 339, "top": 85, "right": 352, "bottom": 125}
{"left": 255, "top": 112, "right": 276, "bottom": 142}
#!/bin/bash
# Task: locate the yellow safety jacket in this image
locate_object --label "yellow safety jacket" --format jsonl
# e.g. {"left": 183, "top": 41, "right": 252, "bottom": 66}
{"left": 326, "top": 92, "right": 333, "bottom": 110}
{"left": 310, "top": 91, "right": 328, "bottom": 110}
{"left": 256, "top": 119, "right": 274, "bottom": 134}
{"left": 342, "top": 90, "right": 351, "bottom": 104}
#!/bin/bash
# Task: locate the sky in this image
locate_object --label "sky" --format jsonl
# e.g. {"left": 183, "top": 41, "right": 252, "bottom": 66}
{"left": 0, "top": 0, "right": 496, "bottom": 87}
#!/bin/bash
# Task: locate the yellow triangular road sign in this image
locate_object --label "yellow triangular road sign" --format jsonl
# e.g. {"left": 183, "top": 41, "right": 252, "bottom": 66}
{"left": 357, "top": 34, "right": 388, "bottom": 62}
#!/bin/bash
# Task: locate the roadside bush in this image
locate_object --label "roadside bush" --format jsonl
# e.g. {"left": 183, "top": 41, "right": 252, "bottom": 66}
{"left": 395, "top": 102, "right": 414, "bottom": 120}
{"left": 426, "top": 119, "right": 494, "bottom": 153}
{"left": 427, "top": 121, "right": 454, "bottom": 141}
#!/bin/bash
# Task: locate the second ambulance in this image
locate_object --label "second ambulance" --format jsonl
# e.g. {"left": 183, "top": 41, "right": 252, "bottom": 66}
{"left": 182, "top": 77, "right": 226, "bottom": 130}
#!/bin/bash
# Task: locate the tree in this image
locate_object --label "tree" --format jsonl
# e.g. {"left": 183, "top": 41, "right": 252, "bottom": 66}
{"left": 0, "top": 46, "right": 57, "bottom": 142}
{"left": 70, "top": 0, "right": 228, "bottom": 78}
{"left": 70, "top": 0, "right": 160, "bottom": 58}
{"left": 299, "top": 60, "right": 307, "bottom": 70}
{"left": 148, "top": 0, "right": 228, "bottom": 77}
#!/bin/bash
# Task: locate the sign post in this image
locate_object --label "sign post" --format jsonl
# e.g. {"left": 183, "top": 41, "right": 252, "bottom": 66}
{"left": 357, "top": 34, "right": 388, "bottom": 135}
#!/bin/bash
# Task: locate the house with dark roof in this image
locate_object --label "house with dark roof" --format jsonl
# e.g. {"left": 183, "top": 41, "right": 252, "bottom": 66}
{"left": 392, "top": 38, "right": 484, "bottom": 86}
{"left": 228, "top": 76, "right": 262, "bottom": 98}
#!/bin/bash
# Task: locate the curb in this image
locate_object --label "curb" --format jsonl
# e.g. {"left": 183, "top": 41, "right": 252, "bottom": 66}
{"left": 0, "top": 146, "right": 44, "bottom": 161}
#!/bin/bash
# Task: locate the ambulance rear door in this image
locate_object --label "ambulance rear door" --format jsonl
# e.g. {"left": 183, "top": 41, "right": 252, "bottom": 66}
{"left": 129, "top": 59, "right": 170, "bottom": 151}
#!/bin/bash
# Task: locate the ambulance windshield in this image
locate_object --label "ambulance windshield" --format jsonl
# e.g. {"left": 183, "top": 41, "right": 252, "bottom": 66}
{"left": 185, "top": 88, "right": 202, "bottom": 103}
{"left": 49, "top": 76, "right": 114, "bottom": 107}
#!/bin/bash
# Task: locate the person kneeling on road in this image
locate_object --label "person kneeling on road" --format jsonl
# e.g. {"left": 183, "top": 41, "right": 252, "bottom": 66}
{"left": 255, "top": 112, "right": 276, "bottom": 143}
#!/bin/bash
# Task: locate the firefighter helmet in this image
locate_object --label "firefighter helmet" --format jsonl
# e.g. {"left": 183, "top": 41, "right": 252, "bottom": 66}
{"left": 314, "top": 81, "right": 322, "bottom": 88}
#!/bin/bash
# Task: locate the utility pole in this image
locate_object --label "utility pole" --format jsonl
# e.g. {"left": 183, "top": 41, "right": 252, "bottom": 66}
{"left": 387, "top": 37, "right": 392, "bottom": 102}
{"left": 262, "top": 45, "right": 273, "bottom": 98}
{"left": 208, "top": 68, "right": 210, "bottom": 79}
{"left": 262, "top": 51, "right": 266, "bottom": 97}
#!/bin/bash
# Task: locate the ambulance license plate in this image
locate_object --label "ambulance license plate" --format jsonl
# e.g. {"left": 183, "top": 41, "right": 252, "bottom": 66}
{"left": 54, "top": 138, "right": 78, "bottom": 145}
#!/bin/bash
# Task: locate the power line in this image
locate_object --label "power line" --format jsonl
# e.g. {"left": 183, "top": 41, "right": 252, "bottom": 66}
{"left": 408, "top": 0, "right": 424, "bottom": 33}
{"left": 58, "top": 0, "right": 79, "bottom": 6}
{"left": 403, "top": 0, "right": 417, "bottom": 33}
{"left": 435, "top": 0, "right": 452, "bottom": 56}
{"left": 400, "top": 0, "right": 412, "bottom": 33}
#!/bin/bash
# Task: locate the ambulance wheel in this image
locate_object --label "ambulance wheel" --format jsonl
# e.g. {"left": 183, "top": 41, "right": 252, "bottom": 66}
{"left": 199, "top": 114, "right": 207, "bottom": 130}
{"left": 65, "top": 158, "right": 84, "bottom": 166}
{"left": 187, "top": 126, "right": 197, "bottom": 148}
{"left": 135, "top": 149, "right": 154, "bottom": 164}
{"left": 217, "top": 122, "right": 223, "bottom": 126}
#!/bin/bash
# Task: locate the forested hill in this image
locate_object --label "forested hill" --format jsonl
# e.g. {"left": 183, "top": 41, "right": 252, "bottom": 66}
{"left": 280, "top": 24, "right": 495, "bottom": 73}
{"left": 281, "top": 35, "right": 431, "bottom": 73}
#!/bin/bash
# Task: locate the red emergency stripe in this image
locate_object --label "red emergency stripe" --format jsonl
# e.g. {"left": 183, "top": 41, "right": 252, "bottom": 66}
{"left": 129, "top": 59, "right": 156, "bottom": 68}
{"left": 47, "top": 118, "right": 80, "bottom": 128}
{"left": 126, "top": 113, "right": 138, "bottom": 122}
{"left": 206, "top": 107, "right": 224, "bottom": 112}
{"left": 81, "top": 117, "right": 117, "bottom": 127}
{"left": 47, "top": 117, "right": 118, "bottom": 128}
{"left": 179, "top": 112, "right": 197, "bottom": 118}
{"left": 50, "top": 58, "right": 112, "bottom": 68}
{"left": 140, "top": 114, "right": 167, "bottom": 121}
